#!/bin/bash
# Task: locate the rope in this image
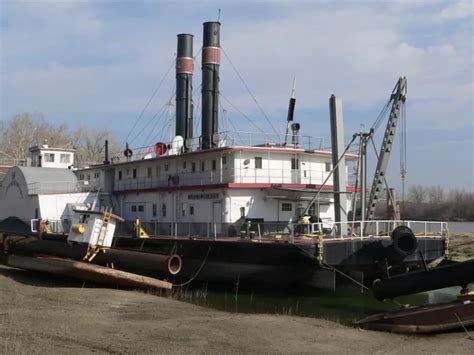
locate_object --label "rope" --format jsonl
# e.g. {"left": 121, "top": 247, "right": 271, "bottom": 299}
{"left": 172, "top": 245, "right": 211, "bottom": 287}
{"left": 123, "top": 59, "right": 175, "bottom": 145}
{"left": 221, "top": 47, "right": 280, "bottom": 137}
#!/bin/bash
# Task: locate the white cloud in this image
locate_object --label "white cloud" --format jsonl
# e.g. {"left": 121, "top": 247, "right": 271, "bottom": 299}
{"left": 436, "top": 0, "right": 474, "bottom": 21}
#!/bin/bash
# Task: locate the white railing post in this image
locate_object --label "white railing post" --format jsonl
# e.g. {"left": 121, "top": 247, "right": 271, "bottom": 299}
{"left": 424, "top": 222, "right": 427, "bottom": 236}
{"left": 376, "top": 221, "right": 379, "bottom": 236}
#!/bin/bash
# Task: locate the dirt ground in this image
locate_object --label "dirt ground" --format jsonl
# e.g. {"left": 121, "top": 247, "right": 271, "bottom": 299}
{"left": 448, "top": 233, "right": 474, "bottom": 262}
{"left": 1, "top": 265, "right": 472, "bottom": 354}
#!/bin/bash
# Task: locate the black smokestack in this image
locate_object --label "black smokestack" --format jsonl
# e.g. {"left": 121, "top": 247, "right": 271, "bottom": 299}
{"left": 176, "top": 34, "right": 194, "bottom": 151}
{"left": 201, "top": 22, "right": 220, "bottom": 149}
{"left": 104, "top": 139, "right": 109, "bottom": 164}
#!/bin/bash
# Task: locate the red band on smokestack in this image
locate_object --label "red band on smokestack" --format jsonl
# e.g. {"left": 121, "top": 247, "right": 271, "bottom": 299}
{"left": 202, "top": 47, "right": 220, "bottom": 65}
{"left": 176, "top": 57, "right": 193, "bottom": 74}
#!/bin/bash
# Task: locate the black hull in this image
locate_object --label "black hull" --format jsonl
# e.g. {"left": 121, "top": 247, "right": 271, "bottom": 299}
{"left": 113, "top": 237, "right": 318, "bottom": 286}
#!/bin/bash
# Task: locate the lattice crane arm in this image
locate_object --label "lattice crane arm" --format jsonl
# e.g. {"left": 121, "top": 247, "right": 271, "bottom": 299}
{"left": 366, "top": 77, "right": 407, "bottom": 221}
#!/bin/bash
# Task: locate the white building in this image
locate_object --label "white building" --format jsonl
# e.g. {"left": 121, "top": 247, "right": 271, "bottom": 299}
{"left": 0, "top": 166, "right": 95, "bottom": 232}
{"left": 29, "top": 144, "right": 76, "bottom": 169}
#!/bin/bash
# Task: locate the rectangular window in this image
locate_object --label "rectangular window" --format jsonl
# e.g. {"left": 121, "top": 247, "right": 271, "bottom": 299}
{"left": 201, "top": 161, "right": 205, "bottom": 171}
{"left": 44, "top": 153, "right": 55, "bottom": 162}
{"left": 86, "top": 175, "right": 90, "bottom": 181}
{"left": 189, "top": 205, "right": 194, "bottom": 215}
{"left": 222, "top": 156, "right": 227, "bottom": 165}
{"left": 147, "top": 167, "right": 152, "bottom": 178}
{"left": 325, "top": 162, "right": 331, "bottom": 172}
{"left": 164, "top": 164, "right": 169, "bottom": 172}
{"left": 131, "top": 205, "right": 137, "bottom": 212}
{"left": 138, "top": 205, "right": 144, "bottom": 212}
{"left": 60, "top": 154, "right": 70, "bottom": 164}
{"left": 79, "top": 174, "right": 84, "bottom": 180}
{"left": 133, "top": 169, "right": 137, "bottom": 179}
{"left": 183, "top": 161, "right": 187, "bottom": 169}
{"left": 162, "top": 204, "right": 167, "bottom": 217}
{"left": 156, "top": 166, "right": 160, "bottom": 176}
{"left": 212, "top": 160, "right": 217, "bottom": 171}
{"left": 291, "top": 158, "right": 299, "bottom": 170}
{"left": 240, "top": 207, "right": 245, "bottom": 218}
{"left": 94, "top": 172, "right": 100, "bottom": 179}
{"left": 191, "top": 162, "right": 196, "bottom": 173}
{"left": 255, "top": 157, "right": 262, "bottom": 169}
{"left": 152, "top": 204, "right": 157, "bottom": 217}
{"left": 282, "top": 203, "right": 293, "bottom": 211}
{"left": 118, "top": 171, "right": 122, "bottom": 180}
{"left": 304, "top": 170, "right": 307, "bottom": 178}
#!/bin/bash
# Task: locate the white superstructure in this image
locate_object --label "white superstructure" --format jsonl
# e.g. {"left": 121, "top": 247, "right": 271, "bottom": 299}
{"left": 76, "top": 140, "right": 357, "bottom": 235}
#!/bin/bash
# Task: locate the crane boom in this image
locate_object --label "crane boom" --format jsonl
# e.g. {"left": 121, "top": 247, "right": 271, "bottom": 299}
{"left": 366, "top": 77, "right": 407, "bottom": 221}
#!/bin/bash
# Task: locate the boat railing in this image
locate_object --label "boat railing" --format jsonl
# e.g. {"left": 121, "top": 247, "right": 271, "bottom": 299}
{"left": 26, "top": 180, "right": 100, "bottom": 194}
{"left": 293, "top": 220, "right": 449, "bottom": 239}
{"left": 107, "top": 130, "right": 330, "bottom": 164}
{"left": 116, "top": 220, "right": 448, "bottom": 241}
{"left": 29, "top": 218, "right": 71, "bottom": 235}
{"left": 113, "top": 167, "right": 337, "bottom": 191}
{"left": 116, "top": 220, "right": 293, "bottom": 240}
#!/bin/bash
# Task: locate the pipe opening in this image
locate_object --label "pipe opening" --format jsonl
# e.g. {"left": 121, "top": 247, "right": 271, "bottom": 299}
{"left": 167, "top": 254, "right": 182, "bottom": 275}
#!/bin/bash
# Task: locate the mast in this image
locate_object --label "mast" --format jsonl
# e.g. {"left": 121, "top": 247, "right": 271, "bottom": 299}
{"left": 284, "top": 79, "right": 296, "bottom": 146}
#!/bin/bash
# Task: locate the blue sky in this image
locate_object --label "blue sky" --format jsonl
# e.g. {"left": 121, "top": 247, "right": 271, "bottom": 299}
{"left": 1, "top": 0, "right": 473, "bottom": 190}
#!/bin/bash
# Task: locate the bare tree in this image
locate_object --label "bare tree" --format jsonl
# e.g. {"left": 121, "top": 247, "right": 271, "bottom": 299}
{"left": 426, "top": 185, "right": 445, "bottom": 204}
{"left": 72, "top": 126, "right": 120, "bottom": 165}
{"left": 407, "top": 184, "right": 426, "bottom": 203}
{"left": 0, "top": 113, "right": 119, "bottom": 165}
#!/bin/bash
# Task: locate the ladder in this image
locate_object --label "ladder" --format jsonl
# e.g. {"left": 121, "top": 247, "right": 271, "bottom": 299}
{"left": 84, "top": 207, "right": 112, "bottom": 262}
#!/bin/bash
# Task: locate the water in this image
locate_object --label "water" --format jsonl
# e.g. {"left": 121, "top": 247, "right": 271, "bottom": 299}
{"left": 448, "top": 221, "right": 474, "bottom": 233}
{"left": 171, "top": 284, "right": 462, "bottom": 325}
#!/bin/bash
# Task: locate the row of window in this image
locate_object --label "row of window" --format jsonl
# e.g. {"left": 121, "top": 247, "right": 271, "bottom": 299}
{"left": 130, "top": 202, "right": 295, "bottom": 217}
{"left": 118, "top": 157, "right": 227, "bottom": 180}
{"left": 117, "top": 157, "right": 331, "bottom": 180}
{"left": 131, "top": 203, "right": 195, "bottom": 218}
{"left": 43, "top": 153, "right": 72, "bottom": 163}
{"left": 79, "top": 172, "right": 100, "bottom": 181}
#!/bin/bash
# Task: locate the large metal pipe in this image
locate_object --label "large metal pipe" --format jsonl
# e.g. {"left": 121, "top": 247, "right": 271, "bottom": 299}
{"left": 6, "top": 255, "right": 172, "bottom": 289}
{"left": 373, "top": 259, "right": 474, "bottom": 301}
{"left": 4, "top": 236, "right": 182, "bottom": 277}
{"left": 201, "top": 21, "right": 221, "bottom": 149}
{"left": 176, "top": 34, "right": 194, "bottom": 151}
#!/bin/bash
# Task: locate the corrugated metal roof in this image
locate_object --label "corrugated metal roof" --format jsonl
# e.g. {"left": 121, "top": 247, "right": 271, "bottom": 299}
{"left": 15, "top": 166, "right": 79, "bottom": 194}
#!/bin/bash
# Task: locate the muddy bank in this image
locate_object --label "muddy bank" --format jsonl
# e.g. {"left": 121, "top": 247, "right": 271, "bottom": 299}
{"left": 0, "top": 265, "right": 472, "bottom": 354}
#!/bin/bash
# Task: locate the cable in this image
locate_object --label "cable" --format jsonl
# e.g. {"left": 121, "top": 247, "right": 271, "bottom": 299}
{"left": 123, "top": 59, "right": 175, "bottom": 145}
{"left": 219, "top": 93, "right": 275, "bottom": 142}
{"left": 172, "top": 245, "right": 211, "bottom": 287}
{"left": 221, "top": 47, "right": 280, "bottom": 137}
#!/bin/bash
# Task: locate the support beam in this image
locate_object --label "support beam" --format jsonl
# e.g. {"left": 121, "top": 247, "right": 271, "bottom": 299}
{"left": 329, "top": 95, "right": 348, "bottom": 230}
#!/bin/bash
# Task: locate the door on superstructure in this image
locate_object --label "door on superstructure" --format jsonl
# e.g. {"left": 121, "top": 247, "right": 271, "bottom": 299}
{"left": 278, "top": 201, "right": 295, "bottom": 223}
{"left": 212, "top": 202, "right": 222, "bottom": 235}
{"left": 290, "top": 157, "right": 301, "bottom": 184}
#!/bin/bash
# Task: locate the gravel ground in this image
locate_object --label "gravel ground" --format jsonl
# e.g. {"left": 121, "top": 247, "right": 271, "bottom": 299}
{"left": 1, "top": 264, "right": 472, "bottom": 354}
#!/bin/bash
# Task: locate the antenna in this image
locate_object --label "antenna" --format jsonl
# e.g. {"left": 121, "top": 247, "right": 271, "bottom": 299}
{"left": 217, "top": 8, "right": 221, "bottom": 21}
